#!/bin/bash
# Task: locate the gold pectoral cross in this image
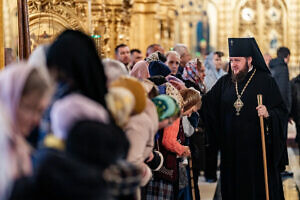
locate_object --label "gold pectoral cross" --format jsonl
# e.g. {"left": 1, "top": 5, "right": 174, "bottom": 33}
{"left": 234, "top": 95, "right": 244, "bottom": 116}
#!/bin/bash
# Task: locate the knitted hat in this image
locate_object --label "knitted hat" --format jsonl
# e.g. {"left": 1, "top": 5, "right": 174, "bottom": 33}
{"left": 158, "top": 82, "right": 184, "bottom": 110}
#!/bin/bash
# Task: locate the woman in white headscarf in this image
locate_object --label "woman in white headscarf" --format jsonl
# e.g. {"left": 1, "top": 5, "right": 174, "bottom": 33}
{"left": 0, "top": 62, "right": 52, "bottom": 200}
{"left": 204, "top": 51, "right": 226, "bottom": 91}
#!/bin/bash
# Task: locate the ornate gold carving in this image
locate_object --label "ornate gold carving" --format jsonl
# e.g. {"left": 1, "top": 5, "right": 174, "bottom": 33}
{"left": 23, "top": 0, "right": 204, "bottom": 58}
{"left": 28, "top": 0, "right": 75, "bottom": 13}
{"left": 2, "top": 0, "right": 297, "bottom": 75}
{"left": 215, "top": 0, "right": 296, "bottom": 76}
{"left": 174, "top": 0, "right": 204, "bottom": 55}
{"left": 93, "top": 0, "right": 133, "bottom": 57}
{"left": 28, "top": 0, "right": 86, "bottom": 50}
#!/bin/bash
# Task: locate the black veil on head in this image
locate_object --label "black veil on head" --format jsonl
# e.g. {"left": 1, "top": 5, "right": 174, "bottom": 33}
{"left": 228, "top": 37, "right": 270, "bottom": 74}
{"left": 47, "top": 29, "right": 108, "bottom": 108}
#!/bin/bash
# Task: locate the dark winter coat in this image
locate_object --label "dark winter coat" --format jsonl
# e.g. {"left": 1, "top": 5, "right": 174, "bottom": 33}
{"left": 269, "top": 58, "right": 291, "bottom": 113}
{"left": 291, "top": 75, "right": 300, "bottom": 125}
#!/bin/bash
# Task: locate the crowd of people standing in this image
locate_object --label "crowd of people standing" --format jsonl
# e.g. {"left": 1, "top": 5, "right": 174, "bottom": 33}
{"left": 0, "top": 29, "right": 298, "bottom": 200}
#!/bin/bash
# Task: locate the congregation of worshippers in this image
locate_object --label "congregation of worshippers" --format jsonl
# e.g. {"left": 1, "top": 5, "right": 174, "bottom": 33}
{"left": 0, "top": 29, "right": 298, "bottom": 200}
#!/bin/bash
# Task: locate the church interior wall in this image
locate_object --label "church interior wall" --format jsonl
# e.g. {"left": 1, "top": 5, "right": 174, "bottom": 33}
{"left": 1, "top": 0, "right": 300, "bottom": 77}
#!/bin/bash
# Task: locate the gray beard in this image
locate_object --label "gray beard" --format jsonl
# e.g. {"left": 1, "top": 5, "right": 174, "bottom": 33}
{"left": 231, "top": 64, "right": 249, "bottom": 83}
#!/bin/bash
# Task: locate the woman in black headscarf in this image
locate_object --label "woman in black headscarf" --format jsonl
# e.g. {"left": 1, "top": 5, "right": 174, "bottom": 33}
{"left": 38, "top": 29, "right": 109, "bottom": 143}
{"left": 46, "top": 29, "right": 107, "bottom": 107}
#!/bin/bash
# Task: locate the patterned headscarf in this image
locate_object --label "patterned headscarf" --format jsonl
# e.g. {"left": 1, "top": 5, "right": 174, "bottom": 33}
{"left": 165, "top": 75, "right": 186, "bottom": 90}
{"left": 145, "top": 52, "right": 160, "bottom": 63}
{"left": 182, "top": 58, "right": 201, "bottom": 84}
{"left": 152, "top": 95, "right": 180, "bottom": 121}
{"left": 158, "top": 82, "right": 184, "bottom": 109}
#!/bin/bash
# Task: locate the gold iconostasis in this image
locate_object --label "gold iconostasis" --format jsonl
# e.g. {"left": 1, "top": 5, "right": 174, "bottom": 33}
{"left": 2, "top": 0, "right": 300, "bottom": 77}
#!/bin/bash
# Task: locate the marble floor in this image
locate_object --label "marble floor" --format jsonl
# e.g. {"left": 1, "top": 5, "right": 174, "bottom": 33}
{"left": 283, "top": 148, "right": 300, "bottom": 200}
{"left": 198, "top": 124, "right": 300, "bottom": 200}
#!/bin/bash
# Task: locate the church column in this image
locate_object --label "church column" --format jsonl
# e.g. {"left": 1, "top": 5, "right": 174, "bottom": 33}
{"left": 174, "top": 1, "right": 189, "bottom": 50}
{"left": 180, "top": 15, "right": 191, "bottom": 50}
{"left": 218, "top": 0, "right": 232, "bottom": 56}
{"left": 157, "top": 0, "right": 175, "bottom": 51}
{"left": 217, "top": 1, "right": 224, "bottom": 51}
{"left": 190, "top": 0, "right": 203, "bottom": 56}
{"left": 90, "top": 0, "right": 109, "bottom": 57}
{"left": 287, "top": 0, "right": 300, "bottom": 77}
{"left": 105, "top": 0, "right": 133, "bottom": 58}
{"left": 257, "top": 0, "right": 264, "bottom": 49}
{"left": 174, "top": 0, "right": 204, "bottom": 55}
{"left": 129, "top": 0, "right": 159, "bottom": 55}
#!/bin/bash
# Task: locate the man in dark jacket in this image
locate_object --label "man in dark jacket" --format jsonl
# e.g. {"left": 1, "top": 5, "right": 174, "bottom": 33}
{"left": 269, "top": 46, "right": 291, "bottom": 176}
{"left": 291, "top": 74, "right": 300, "bottom": 149}
{"left": 269, "top": 47, "right": 291, "bottom": 112}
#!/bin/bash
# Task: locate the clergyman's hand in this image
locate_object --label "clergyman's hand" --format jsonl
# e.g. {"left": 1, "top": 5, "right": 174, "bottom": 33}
{"left": 256, "top": 105, "right": 269, "bottom": 118}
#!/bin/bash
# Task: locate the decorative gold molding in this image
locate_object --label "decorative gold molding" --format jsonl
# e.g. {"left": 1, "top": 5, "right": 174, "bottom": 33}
{"left": 216, "top": 0, "right": 299, "bottom": 78}
{"left": 174, "top": 0, "right": 204, "bottom": 55}
{"left": 1, "top": 0, "right": 296, "bottom": 74}
{"left": 27, "top": 0, "right": 87, "bottom": 50}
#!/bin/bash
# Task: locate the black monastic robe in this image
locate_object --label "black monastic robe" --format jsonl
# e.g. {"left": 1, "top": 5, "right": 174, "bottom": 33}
{"left": 201, "top": 68, "right": 287, "bottom": 200}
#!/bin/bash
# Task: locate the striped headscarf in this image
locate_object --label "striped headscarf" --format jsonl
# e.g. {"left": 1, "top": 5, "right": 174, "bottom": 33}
{"left": 182, "top": 58, "right": 201, "bottom": 84}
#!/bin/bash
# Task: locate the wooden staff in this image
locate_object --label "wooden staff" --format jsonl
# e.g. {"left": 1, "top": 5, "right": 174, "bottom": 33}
{"left": 257, "top": 94, "right": 269, "bottom": 200}
{"left": 188, "top": 158, "right": 196, "bottom": 200}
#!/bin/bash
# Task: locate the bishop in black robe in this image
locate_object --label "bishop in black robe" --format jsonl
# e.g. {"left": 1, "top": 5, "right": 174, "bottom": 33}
{"left": 201, "top": 38, "right": 287, "bottom": 200}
